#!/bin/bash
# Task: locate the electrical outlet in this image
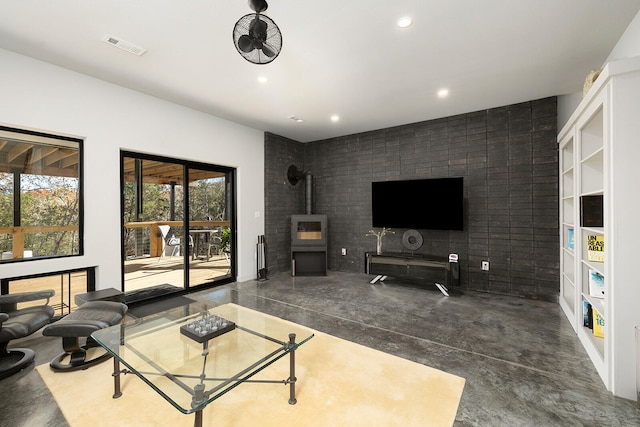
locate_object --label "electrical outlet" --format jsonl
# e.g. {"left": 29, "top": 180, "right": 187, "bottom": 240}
{"left": 341, "top": 248, "right": 347, "bottom": 256}
{"left": 481, "top": 261, "right": 489, "bottom": 271}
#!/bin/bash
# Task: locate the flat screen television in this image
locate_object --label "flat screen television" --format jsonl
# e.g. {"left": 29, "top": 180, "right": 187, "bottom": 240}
{"left": 371, "top": 177, "right": 464, "bottom": 230}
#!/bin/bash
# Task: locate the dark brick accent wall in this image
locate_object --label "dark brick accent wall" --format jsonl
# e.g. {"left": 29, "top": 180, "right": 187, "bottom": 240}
{"left": 264, "top": 97, "right": 559, "bottom": 301}
{"left": 264, "top": 133, "right": 306, "bottom": 273}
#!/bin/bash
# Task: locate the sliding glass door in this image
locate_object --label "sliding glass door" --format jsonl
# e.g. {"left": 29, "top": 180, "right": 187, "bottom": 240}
{"left": 121, "top": 152, "right": 234, "bottom": 300}
{"left": 187, "top": 166, "right": 233, "bottom": 287}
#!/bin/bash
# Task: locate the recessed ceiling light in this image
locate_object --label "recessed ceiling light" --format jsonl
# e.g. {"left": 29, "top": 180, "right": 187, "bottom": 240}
{"left": 257, "top": 76, "right": 268, "bottom": 84}
{"left": 437, "top": 88, "right": 449, "bottom": 98}
{"left": 397, "top": 17, "right": 413, "bottom": 28}
{"left": 330, "top": 115, "right": 340, "bottom": 122}
{"left": 288, "top": 115, "right": 303, "bottom": 123}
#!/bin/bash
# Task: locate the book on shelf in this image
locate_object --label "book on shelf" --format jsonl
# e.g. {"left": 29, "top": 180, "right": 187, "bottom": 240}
{"left": 593, "top": 307, "right": 605, "bottom": 338}
{"left": 588, "top": 269, "right": 605, "bottom": 298}
{"left": 587, "top": 235, "right": 604, "bottom": 262}
{"left": 567, "top": 228, "right": 574, "bottom": 250}
{"left": 580, "top": 195, "right": 603, "bottom": 227}
{"left": 583, "top": 301, "right": 593, "bottom": 329}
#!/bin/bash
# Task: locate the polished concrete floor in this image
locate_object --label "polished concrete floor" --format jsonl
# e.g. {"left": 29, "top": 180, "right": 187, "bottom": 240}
{"left": 2, "top": 271, "right": 639, "bottom": 426}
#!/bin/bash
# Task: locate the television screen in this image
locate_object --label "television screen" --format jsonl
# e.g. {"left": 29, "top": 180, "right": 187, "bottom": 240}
{"left": 371, "top": 177, "right": 464, "bottom": 230}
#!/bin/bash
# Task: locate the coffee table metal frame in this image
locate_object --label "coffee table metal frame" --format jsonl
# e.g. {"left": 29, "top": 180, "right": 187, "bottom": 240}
{"left": 92, "top": 304, "right": 314, "bottom": 427}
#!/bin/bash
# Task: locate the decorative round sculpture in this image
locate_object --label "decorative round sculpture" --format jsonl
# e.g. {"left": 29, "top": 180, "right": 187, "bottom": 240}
{"left": 402, "top": 229, "right": 423, "bottom": 251}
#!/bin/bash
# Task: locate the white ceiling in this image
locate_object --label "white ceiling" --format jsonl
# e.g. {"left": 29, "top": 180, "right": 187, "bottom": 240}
{"left": 1, "top": 1, "right": 639, "bottom": 142}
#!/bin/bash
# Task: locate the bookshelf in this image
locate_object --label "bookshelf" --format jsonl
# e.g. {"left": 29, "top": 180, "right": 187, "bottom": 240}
{"left": 577, "top": 96, "right": 606, "bottom": 377}
{"left": 558, "top": 133, "right": 575, "bottom": 317}
{"left": 557, "top": 56, "right": 640, "bottom": 401}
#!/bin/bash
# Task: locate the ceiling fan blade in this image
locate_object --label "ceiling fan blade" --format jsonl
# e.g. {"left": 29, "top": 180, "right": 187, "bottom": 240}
{"left": 261, "top": 44, "right": 275, "bottom": 57}
{"left": 238, "top": 35, "right": 255, "bottom": 53}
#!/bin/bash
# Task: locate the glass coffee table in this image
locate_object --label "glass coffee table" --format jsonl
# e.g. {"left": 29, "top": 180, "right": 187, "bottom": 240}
{"left": 91, "top": 302, "right": 314, "bottom": 427}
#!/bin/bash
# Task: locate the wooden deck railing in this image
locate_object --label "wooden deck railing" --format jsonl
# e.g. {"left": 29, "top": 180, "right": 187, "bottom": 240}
{"left": 0, "top": 225, "right": 78, "bottom": 259}
{"left": 124, "top": 220, "right": 230, "bottom": 257}
{"left": 0, "top": 221, "right": 230, "bottom": 259}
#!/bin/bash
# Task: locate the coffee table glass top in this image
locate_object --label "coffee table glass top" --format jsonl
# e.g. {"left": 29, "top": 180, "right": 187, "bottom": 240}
{"left": 91, "top": 302, "right": 314, "bottom": 414}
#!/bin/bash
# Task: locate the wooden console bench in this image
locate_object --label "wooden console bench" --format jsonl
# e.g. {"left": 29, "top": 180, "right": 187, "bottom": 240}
{"left": 365, "top": 252, "right": 459, "bottom": 295}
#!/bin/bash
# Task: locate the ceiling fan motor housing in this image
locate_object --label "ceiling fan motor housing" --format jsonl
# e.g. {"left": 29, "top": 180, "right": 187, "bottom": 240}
{"left": 248, "top": 0, "right": 268, "bottom": 13}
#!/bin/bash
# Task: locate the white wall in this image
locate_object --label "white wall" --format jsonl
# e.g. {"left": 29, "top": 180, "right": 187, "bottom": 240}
{"left": 558, "top": 9, "right": 640, "bottom": 130}
{"left": 0, "top": 48, "right": 264, "bottom": 288}
{"left": 557, "top": 92, "right": 583, "bottom": 133}
{"left": 606, "top": 10, "right": 640, "bottom": 63}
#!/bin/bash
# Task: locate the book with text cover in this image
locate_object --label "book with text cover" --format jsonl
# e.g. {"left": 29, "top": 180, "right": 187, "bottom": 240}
{"left": 587, "top": 235, "right": 604, "bottom": 262}
{"left": 593, "top": 308, "right": 605, "bottom": 338}
{"left": 588, "top": 269, "right": 605, "bottom": 298}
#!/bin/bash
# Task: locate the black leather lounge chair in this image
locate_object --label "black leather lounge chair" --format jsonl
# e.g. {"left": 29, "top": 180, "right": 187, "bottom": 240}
{"left": 0, "top": 289, "right": 55, "bottom": 379}
{"left": 42, "top": 300, "right": 128, "bottom": 371}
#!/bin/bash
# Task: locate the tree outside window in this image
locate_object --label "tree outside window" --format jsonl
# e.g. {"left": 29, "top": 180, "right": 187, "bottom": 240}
{"left": 0, "top": 128, "right": 82, "bottom": 262}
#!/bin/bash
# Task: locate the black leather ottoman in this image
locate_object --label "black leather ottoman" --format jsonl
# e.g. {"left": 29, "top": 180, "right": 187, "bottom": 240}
{"left": 43, "top": 300, "right": 128, "bottom": 371}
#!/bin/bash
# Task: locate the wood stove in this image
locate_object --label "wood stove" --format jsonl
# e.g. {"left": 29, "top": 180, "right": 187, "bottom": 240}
{"left": 291, "top": 214, "right": 327, "bottom": 276}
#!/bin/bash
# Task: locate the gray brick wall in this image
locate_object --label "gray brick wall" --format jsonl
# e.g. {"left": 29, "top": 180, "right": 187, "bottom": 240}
{"left": 265, "top": 97, "right": 559, "bottom": 301}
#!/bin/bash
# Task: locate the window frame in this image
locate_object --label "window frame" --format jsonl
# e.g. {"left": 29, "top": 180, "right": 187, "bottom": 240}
{"left": 0, "top": 125, "right": 84, "bottom": 263}
{"left": 119, "top": 150, "right": 236, "bottom": 292}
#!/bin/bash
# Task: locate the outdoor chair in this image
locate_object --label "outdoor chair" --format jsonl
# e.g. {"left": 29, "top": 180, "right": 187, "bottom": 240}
{"left": 159, "top": 225, "right": 193, "bottom": 259}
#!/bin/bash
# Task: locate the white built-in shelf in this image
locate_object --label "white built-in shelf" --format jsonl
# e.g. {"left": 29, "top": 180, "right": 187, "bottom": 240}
{"left": 557, "top": 55, "right": 640, "bottom": 401}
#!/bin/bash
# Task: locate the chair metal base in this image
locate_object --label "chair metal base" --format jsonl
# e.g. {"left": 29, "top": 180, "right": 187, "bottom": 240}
{"left": 48, "top": 342, "right": 112, "bottom": 372}
{"left": 49, "top": 349, "right": 112, "bottom": 372}
{"left": 0, "top": 348, "right": 35, "bottom": 379}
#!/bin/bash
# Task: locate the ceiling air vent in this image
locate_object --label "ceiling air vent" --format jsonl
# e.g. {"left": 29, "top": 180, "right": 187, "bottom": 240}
{"left": 102, "top": 34, "right": 146, "bottom": 56}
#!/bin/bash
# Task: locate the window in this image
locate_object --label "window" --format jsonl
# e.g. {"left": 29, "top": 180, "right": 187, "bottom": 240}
{"left": 0, "top": 127, "right": 83, "bottom": 262}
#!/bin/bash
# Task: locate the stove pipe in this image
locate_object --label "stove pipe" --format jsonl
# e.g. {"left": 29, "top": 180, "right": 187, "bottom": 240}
{"left": 286, "top": 164, "right": 313, "bottom": 215}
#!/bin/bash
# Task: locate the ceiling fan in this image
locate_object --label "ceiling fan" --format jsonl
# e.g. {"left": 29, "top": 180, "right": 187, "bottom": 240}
{"left": 232, "top": 0, "right": 283, "bottom": 64}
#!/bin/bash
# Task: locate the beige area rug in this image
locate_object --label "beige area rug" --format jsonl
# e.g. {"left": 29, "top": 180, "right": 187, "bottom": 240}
{"left": 37, "top": 305, "right": 465, "bottom": 427}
